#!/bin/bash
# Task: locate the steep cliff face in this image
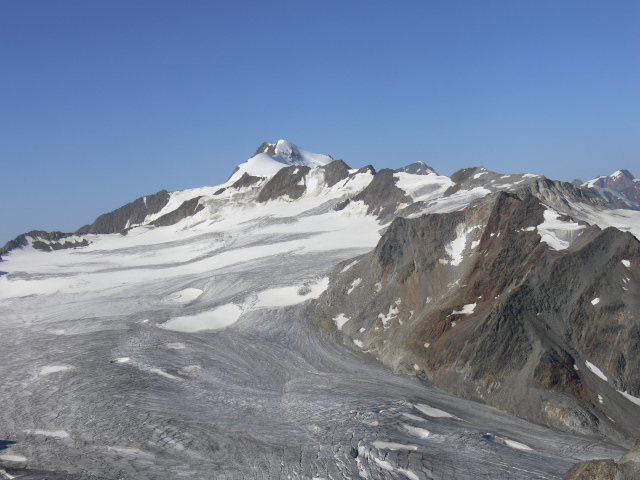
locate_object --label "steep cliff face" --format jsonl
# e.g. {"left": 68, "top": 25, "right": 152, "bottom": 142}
{"left": 310, "top": 191, "right": 640, "bottom": 441}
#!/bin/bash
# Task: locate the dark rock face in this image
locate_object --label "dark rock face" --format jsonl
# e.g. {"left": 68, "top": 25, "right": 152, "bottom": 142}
{"left": 257, "top": 165, "right": 311, "bottom": 202}
{"left": 564, "top": 440, "right": 640, "bottom": 479}
{"left": 231, "top": 173, "right": 262, "bottom": 189}
{"left": 563, "top": 459, "right": 617, "bottom": 480}
{"left": 151, "top": 197, "right": 204, "bottom": 227}
{"left": 76, "top": 190, "right": 170, "bottom": 235}
{"left": 310, "top": 191, "right": 640, "bottom": 441}
{"left": 320, "top": 160, "right": 351, "bottom": 188}
{"left": 394, "top": 161, "right": 437, "bottom": 176}
{"left": 349, "top": 169, "right": 412, "bottom": 219}
{"left": 0, "top": 230, "right": 89, "bottom": 257}
{"left": 252, "top": 141, "right": 277, "bottom": 157}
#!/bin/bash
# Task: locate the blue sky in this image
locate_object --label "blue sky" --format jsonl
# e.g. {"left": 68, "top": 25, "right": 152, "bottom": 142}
{"left": 1, "top": 1, "right": 638, "bottom": 242}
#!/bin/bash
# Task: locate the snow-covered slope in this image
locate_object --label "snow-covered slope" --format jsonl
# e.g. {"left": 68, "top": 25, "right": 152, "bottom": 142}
{"left": 227, "top": 139, "right": 336, "bottom": 183}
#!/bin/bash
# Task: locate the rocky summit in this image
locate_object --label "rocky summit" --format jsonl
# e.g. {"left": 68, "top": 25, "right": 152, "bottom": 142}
{"left": 0, "top": 140, "right": 639, "bottom": 479}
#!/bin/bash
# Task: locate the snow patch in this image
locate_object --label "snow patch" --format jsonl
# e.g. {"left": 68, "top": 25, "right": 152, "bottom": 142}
{"left": 414, "top": 403, "right": 453, "bottom": 418}
{"left": 353, "top": 339, "right": 364, "bottom": 348}
{"left": 0, "top": 455, "right": 27, "bottom": 463}
{"left": 40, "top": 365, "right": 73, "bottom": 376}
{"left": 503, "top": 439, "right": 533, "bottom": 451}
{"left": 149, "top": 368, "right": 179, "bottom": 380}
{"left": 617, "top": 390, "right": 640, "bottom": 407}
{"left": 622, "top": 259, "right": 631, "bottom": 268}
{"left": 585, "top": 360, "right": 608, "bottom": 381}
{"left": 398, "top": 468, "right": 420, "bottom": 480}
{"left": 341, "top": 260, "right": 359, "bottom": 273}
{"left": 452, "top": 303, "right": 476, "bottom": 315}
{"left": 166, "top": 343, "right": 185, "bottom": 350}
{"left": 161, "top": 304, "right": 243, "bottom": 332}
{"left": 591, "top": 298, "right": 600, "bottom": 305}
{"left": 372, "top": 441, "right": 418, "bottom": 451}
{"left": 347, "top": 278, "right": 362, "bottom": 294}
{"left": 598, "top": 395, "right": 603, "bottom": 404}
{"left": 374, "top": 458, "right": 394, "bottom": 472}
{"left": 378, "top": 304, "right": 399, "bottom": 327}
{"left": 166, "top": 288, "right": 203, "bottom": 304}
{"left": 538, "top": 207, "right": 585, "bottom": 250}
{"left": 29, "top": 429, "right": 69, "bottom": 438}
{"left": 402, "top": 424, "right": 430, "bottom": 439}
{"left": 333, "top": 314, "right": 350, "bottom": 330}
{"left": 254, "top": 277, "right": 329, "bottom": 308}
{"left": 114, "top": 357, "right": 130, "bottom": 364}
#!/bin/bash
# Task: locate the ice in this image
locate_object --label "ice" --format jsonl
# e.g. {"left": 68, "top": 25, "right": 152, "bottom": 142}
{"left": 414, "top": 403, "right": 453, "bottom": 418}
{"left": 591, "top": 298, "right": 600, "bottom": 305}
{"left": 40, "top": 365, "right": 73, "bottom": 376}
{"left": 372, "top": 441, "right": 418, "bottom": 451}
{"left": 160, "top": 304, "right": 243, "bottom": 332}
{"left": 585, "top": 360, "right": 608, "bottom": 381}
{"left": 452, "top": 303, "right": 476, "bottom": 315}
{"left": 617, "top": 390, "right": 640, "bottom": 407}
{"left": 538, "top": 207, "right": 585, "bottom": 250}
{"left": 333, "top": 314, "right": 350, "bottom": 330}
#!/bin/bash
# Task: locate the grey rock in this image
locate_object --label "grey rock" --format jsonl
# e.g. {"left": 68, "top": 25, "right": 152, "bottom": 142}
{"left": 150, "top": 197, "right": 204, "bottom": 227}
{"left": 257, "top": 165, "right": 311, "bottom": 202}
{"left": 252, "top": 141, "right": 277, "bottom": 157}
{"left": 76, "top": 190, "right": 170, "bottom": 235}
{"left": 319, "top": 159, "right": 351, "bottom": 187}
{"left": 311, "top": 191, "right": 640, "bottom": 441}
{"left": 395, "top": 161, "right": 438, "bottom": 176}
{"left": 0, "top": 230, "right": 88, "bottom": 257}
{"left": 349, "top": 168, "right": 412, "bottom": 219}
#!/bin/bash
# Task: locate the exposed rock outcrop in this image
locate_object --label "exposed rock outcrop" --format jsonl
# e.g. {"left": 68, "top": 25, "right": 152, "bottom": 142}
{"left": 310, "top": 191, "right": 640, "bottom": 441}
{"left": 0, "top": 230, "right": 88, "bottom": 256}
{"left": 348, "top": 168, "right": 412, "bottom": 219}
{"left": 76, "top": 190, "right": 170, "bottom": 235}
{"left": 151, "top": 197, "right": 204, "bottom": 227}
{"left": 394, "top": 161, "right": 437, "bottom": 176}
{"left": 257, "top": 165, "right": 311, "bottom": 202}
{"left": 564, "top": 440, "right": 640, "bottom": 479}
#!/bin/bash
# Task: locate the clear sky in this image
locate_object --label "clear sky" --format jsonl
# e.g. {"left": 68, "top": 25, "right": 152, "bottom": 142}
{"left": 1, "top": 1, "right": 638, "bottom": 243}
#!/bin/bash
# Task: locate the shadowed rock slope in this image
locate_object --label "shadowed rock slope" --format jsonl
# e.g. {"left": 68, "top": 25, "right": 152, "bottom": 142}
{"left": 310, "top": 191, "right": 640, "bottom": 443}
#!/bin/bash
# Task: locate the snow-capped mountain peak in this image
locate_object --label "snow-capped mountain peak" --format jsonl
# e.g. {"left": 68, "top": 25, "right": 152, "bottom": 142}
{"left": 581, "top": 169, "right": 640, "bottom": 208}
{"left": 228, "top": 140, "right": 335, "bottom": 183}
